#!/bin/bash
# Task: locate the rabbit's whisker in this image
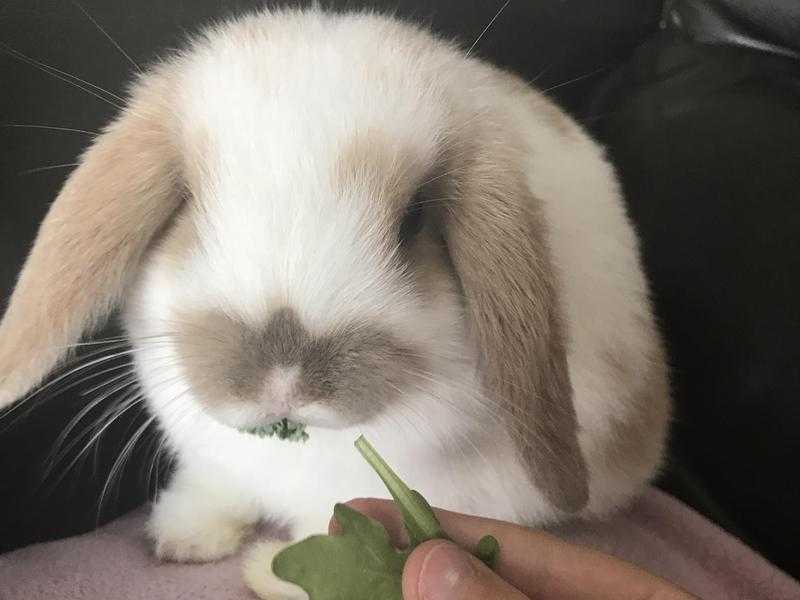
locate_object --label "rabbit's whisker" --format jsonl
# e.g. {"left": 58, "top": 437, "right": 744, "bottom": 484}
{"left": 1, "top": 123, "right": 97, "bottom": 136}
{"left": 70, "top": 0, "right": 142, "bottom": 73}
{"left": 19, "top": 162, "right": 80, "bottom": 176}
{"left": 465, "top": 0, "right": 512, "bottom": 59}
{"left": 0, "top": 42, "right": 125, "bottom": 107}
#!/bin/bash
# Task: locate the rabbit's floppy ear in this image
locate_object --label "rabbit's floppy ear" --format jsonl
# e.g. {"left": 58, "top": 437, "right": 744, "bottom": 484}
{"left": 442, "top": 130, "right": 589, "bottom": 513}
{"left": 0, "top": 73, "right": 183, "bottom": 409}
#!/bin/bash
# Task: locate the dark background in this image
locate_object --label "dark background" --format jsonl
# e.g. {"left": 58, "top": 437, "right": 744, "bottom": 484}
{"left": 1, "top": 0, "right": 798, "bottom": 580}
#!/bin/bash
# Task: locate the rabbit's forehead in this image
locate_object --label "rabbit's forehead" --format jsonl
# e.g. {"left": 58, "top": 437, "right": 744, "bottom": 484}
{"left": 175, "top": 15, "right": 454, "bottom": 209}
{"left": 178, "top": 112, "right": 444, "bottom": 234}
{"left": 146, "top": 12, "right": 467, "bottom": 327}
{"left": 179, "top": 90, "right": 446, "bottom": 206}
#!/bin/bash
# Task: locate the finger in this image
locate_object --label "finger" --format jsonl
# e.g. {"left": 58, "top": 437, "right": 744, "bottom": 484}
{"left": 341, "top": 497, "right": 545, "bottom": 552}
{"left": 341, "top": 498, "right": 698, "bottom": 600}
{"left": 403, "top": 540, "right": 529, "bottom": 600}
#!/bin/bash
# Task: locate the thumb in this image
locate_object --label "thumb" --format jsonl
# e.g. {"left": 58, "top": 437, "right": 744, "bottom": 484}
{"left": 403, "top": 540, "right": 529, "bottom": 600}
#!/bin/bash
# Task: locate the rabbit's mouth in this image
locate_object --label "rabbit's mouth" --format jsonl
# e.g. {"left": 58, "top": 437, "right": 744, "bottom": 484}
{"left": 241, "top": 418, "right": 309, "bottom": 442}
{"left": 214, "top": 394, "right": 352, "bottom": 433}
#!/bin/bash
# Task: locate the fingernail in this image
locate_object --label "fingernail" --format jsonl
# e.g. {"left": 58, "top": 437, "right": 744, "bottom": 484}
{"left": 418, "top": 541, "right": 475, "bottom": 600}
{"left": 328, "top": 516, "right": 341, "bottom": 535}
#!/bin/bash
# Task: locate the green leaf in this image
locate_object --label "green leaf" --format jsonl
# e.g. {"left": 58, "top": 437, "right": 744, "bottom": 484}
{"left": 268, "top": 435, "right": 502, "bottom": 600}
{"left": 245, "top": 418, "right": 309, "bottom": 442}
{"left": 475, "top": 534, "right": 500, "bottom": 569}
{"left": 272, "top": 503, "right": 407, "bottom": 600}
{"left": 354, "top": 435, "right": 447, "bottom": 545}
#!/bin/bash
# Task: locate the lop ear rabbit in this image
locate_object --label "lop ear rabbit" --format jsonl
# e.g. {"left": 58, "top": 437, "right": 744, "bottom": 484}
{"left": 0, "top": 7, "right": 670, "bottom": 563}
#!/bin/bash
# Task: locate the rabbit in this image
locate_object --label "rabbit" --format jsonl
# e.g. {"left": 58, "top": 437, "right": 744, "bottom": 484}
{"left": 0, "top": 6, "right": 671, "bottom": 568}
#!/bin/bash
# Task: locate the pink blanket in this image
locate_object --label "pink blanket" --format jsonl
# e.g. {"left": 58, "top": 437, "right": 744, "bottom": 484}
{"left": 1, "top": 488, "right": 797, "bottom": 599}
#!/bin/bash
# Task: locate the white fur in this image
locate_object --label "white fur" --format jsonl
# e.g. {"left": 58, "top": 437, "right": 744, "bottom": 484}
{"left": 243, "top": 541, "right": 308, "bottom": 600}
{"left": 100, "top": 8, "right": 669, "bottom": 576}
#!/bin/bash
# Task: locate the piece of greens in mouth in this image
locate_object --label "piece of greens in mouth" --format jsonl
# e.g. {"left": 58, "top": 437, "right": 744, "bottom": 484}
{"left": 245, "top": 418, "right": 309, "bottom": 442}
{"left": 267, "top": 435, "right": 500, "bottom": 600}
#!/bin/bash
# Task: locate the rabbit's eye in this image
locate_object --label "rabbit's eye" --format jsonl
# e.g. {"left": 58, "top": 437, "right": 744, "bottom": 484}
{"left": 398, "top": 193, "right": 425, "bottom": 245}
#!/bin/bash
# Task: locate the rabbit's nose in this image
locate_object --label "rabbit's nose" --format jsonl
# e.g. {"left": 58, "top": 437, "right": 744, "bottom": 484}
{"left": 262, "top": 365, "right": 302, "bottom": 411}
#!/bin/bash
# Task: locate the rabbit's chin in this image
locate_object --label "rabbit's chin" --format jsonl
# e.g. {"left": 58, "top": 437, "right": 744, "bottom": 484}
{"left": 292, "top": 403, "right": 353, "bottom": 428}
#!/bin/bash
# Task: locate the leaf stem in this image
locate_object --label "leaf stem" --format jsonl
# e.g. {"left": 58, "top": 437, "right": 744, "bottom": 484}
{"left": 355, "top": 435, "right": 446, "bottom": 543}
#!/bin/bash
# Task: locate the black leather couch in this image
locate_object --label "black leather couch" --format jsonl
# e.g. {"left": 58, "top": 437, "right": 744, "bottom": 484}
{"left": 1, "top": 0, "right": 798, "bottom": 579}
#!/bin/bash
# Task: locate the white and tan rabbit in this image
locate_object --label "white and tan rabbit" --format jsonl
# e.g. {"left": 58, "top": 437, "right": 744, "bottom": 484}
{"left": 0, "top": 5, "right": 670, "bottom": 569}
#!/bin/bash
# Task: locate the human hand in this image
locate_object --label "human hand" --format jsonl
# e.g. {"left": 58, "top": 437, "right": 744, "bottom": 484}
{"left": 330, "top": 498, "right": 699, "bottom": 600}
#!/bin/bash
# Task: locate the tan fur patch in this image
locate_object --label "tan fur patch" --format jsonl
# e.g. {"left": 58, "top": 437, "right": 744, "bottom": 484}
{"left": 156, "top": 202, "right": 202, "bottom": 267}
{"left": 0, "top": 66, "right": 183, "bottom": 407}
{"left": 602, "top": 333, "right": 672, "bottom": 474}
{"left": 174, "top": 307, "right": 424, "bottom": 424}
{"left": 405, "top": 230, "right": 457, "bottom": 304}
{"left": 333, "top": 129, "right": 424, "bottom": 219}
{"left": 442, "top": 114, "right": 589, "bottom": 513}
